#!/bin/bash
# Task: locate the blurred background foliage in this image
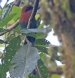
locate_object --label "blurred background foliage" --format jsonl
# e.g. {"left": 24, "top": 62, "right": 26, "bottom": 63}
{"left": 0, "top": 0, "right": 75, "bottom": 78}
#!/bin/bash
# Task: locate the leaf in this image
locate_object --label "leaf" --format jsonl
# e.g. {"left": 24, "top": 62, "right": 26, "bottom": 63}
{"left": 35, "top": 46, "right": 48, "bottom": 54}
{"left": 0, "top": 36, "right": 21, "bottom": 78}
{"left": 0, "top": 52, "right": 2, "bottom": 57}
{"left": 38, "top": 23, "right": 44, "bottom": 28}
{"left": 23, "top": 32, "right": 45, "bottom": 39}
{"left": 29, "top": 74, "right": 39, "bottom": 78}
{"left": 9, "top": 44, "right": 40, "bottom": 78}
{"left": 8, "top": 19, "right": 15, "bottom": 25}
{"left": 6, "top": 34, "right": 16, "bottom": 42}
{"left": 36, "top": 18, "right": 41, "bottom": 28}
{"left": 21, "top": 28, "right": 46, "bottom": 34}
{"left": 49, "top": 47, "right": 58, "bottom": 61}
{"left": 0, "top": 28, "right": 6, "bottom": 32}
{"left": 21, "top": 29, "right": 46, "bottom": 39}
{"left": 0, "top": 13, "right": 16, "bottom": 27}
{"left": 29, "top": 59, "right": 49, "bottom": 78}
{"left": 39, "top": 52, "right": 45, "bottom": 58}
{"left": 14, "top": 25, "right": 21, "bottom": 30}
{"left": 34, "top": 39, "right": 50, "bottom": 54}
{"left": 12, "top": 6, "right": 21, "bottom": 21}
{"left": 34, "top": 39, "right": 50, "bottom": 47}
{"left": 37, "top": 59, "right": 49, "bottom": 78}
{"left": 35, "top": 14, "right": 40, "bottom": 20}
{"left": 51, "top": 74, "right": 61, "bottom": 78}
{"left": 0, "top": 44, "right": 4, "bottom": 47}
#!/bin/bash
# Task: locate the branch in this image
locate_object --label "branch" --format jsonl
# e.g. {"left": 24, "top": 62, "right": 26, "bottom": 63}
{"left": 0, "top": 19, "right": 19, "bottom": 36}
{"left": 12, "top": 0, "right": 21, "bottom": 6}
{"left": 36, "top": 65, "right": 42, "bottom": 78}
{"left": 0, "top": 52, "right": 5, "bottom": 58}
{"left": 48, "top": 67, "right": 63, "bottom": 75}
{"left": 0, "top": 39, "right": 8, "bottom": 43}
{"left": 27, "top": 0, "right": 40, "bottom": 28}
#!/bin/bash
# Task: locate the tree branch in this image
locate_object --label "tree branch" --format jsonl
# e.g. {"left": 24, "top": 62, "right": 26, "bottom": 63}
{"left": 48, "top": 67, "right": 63, "bottom": 75}
{"left": 0, "top": 39, "right": 7, "bottom": 43}
{"left": 0, "top": 19, "right": 19, "bottom": 36}
{"left": 36, "top": 65, "right": 42, "bottom": 78}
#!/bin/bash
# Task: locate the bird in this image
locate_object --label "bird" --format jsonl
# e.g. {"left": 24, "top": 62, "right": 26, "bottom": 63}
{"left": 20, "top": 5, "right": 38, "bottom": 75}
{"left": 19, "top": 4, "right": 37, "bottom": 46}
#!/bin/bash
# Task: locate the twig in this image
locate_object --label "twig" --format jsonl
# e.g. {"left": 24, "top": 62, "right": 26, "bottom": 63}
{"left": 36, "top": 65, "right": 42, "bottom": 78}
{"left": 0, "top": 19, "right": 19, "bottom": 36}
{"left": 48, "top": 67, "right": 63, "bottom": 75}
{"left": 0, "top": 53, "right": 5, "bottom": 58}
{"left": 0, "top": 39, "right": 7, "bottom": 43}
{"left": 27, "top": 0, "right": 39, "bottom": 28}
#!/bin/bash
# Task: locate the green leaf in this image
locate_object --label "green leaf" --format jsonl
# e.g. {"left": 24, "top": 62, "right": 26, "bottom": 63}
{"left": 24, "top": 32, "right": 45, "bottom": 39}
{"left": 39, "top": 52, "right": 45, "bottom": 58}
{"left": 14, "top": 25, "right": 21, "bottom": 30}
{"left": 6, "top": 34, "right": 16, "bottom": 43}
{"left": 29, "top": 74, "right": 39, "bottom": 78}
{"left": 50, "top": 47, "right": 58, "bottom": 61}
{"left": 34, "top": 39, "right": 50, "bottom": 54}
{"left": 0, "top": 52, "right": 2, "bottom": 57}
{"left": 36, "top": 18, "right": 41, "bottom": 27}
{"left": 9, "top": 44, "right": 39, "bottom": 78}
{"left": 37, "top": 59, "right": 49, "bottom": 78}
{"left": 0, "top": 13, "right": 16, "bottom": 27}
{"left": 35, "top": 14, "right": 40, "bottom": 20}
{"left": 29, "top": 59, "right": 49, "bottom": 78}
{"left": 34, "top": 39, "right": 50, "bottom": 47}
{"left": 12, "top": 6, "right": 21, "bottom": 21}
{"left": 0, "top": 36, "right": 21, "bottom": 78}
{"left": 35, "top": 46, "right": 48, "bottom": 54}
{"left": 0, "top": 28, "right": 6, "bottom": 32}
{"left": 38, "top": 23, "right": 44, "bottom": 28}
{"left": 51, "top": 74, "right": 61, "bottom": 78}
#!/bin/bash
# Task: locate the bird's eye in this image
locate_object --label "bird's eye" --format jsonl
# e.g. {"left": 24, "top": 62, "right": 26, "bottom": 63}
{"left": 25, "top": 6, "right": 33, "bottom": 12}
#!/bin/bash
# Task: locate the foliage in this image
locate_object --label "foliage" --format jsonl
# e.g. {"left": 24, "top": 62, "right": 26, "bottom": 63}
{"left": 1, "top": 0, "right": 74, "bottom": 78}
{"left": 0, "top": 13, "right": 16, "bottom": 27}
{"left": 9, "top": 44, "right": 39, "bottom": 78}
{"left": 0, "top": 36, "right": 21, "bottom": 78}
{"left": 0, "top": 2, "right": 50, "bottom": 78}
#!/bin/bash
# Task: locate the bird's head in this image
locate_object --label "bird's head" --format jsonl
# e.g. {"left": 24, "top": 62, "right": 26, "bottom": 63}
{"left": 20, "top": 5, "right": 33, "bottom": 23}
{"left": 22, "top": 5, "right": 33, "bottom": 12}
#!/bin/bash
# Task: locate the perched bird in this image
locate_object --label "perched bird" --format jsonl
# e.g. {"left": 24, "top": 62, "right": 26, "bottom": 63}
{"left": 20, "top": 5, "right": 37, "bottom": 75}
{"left": 20, "top": 5, "right": 37, "bottom": 46}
